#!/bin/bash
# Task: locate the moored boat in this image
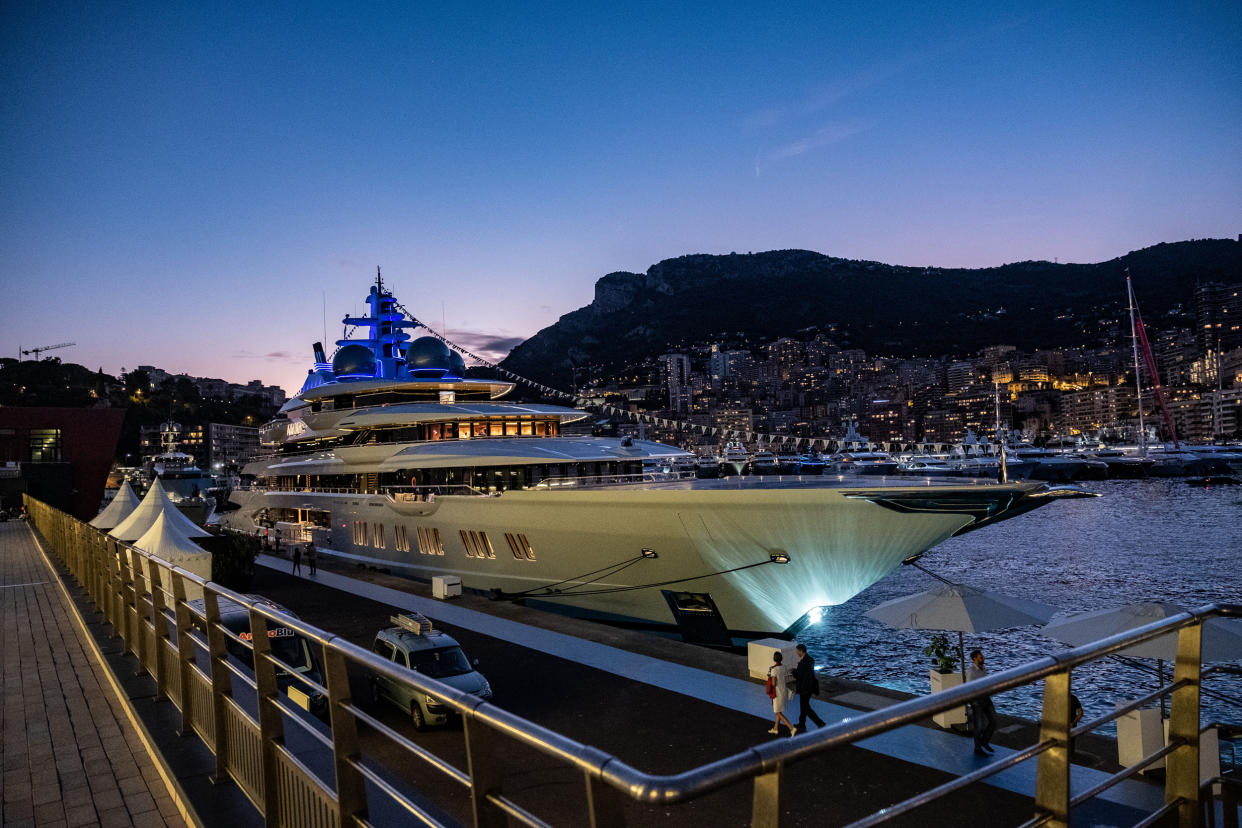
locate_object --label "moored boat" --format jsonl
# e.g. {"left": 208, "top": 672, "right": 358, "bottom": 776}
{"left": 717, "top": 440, "right": 750, "bottom": 476}
{"left": 749, "top": 450, "right": 779, "bottom": 475}
{"left": 219, "top": 274, "right": 1093, "bottom": 638}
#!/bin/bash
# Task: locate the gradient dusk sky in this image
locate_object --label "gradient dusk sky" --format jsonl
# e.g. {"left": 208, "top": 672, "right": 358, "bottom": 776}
{"left": 2, "top": 1, "right": 1239, "bottom": 394}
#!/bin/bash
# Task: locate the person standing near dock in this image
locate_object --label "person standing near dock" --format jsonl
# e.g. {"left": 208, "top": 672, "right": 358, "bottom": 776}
{"left": 767, "top": 651, "right": 795, "bottom": 736}
{"left": 792, "top": 644, "right": 825, "bottom": 734}
{"left": 966, "top": 648, "right": 996, "bottom": 756}
{"left": 307, "top": 545, "right": 317, "bottom": 576}
{"left": 292, "top": 545, "right": 302, "bottom": 576}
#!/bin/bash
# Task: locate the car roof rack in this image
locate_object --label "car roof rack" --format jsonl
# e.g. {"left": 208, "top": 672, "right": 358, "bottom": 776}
{"left": 391, "top": 612, "right": 435, "bottom": 636}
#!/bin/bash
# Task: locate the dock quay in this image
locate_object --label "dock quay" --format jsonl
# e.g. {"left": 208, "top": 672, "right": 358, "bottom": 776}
{"left": 11, "top": 501, "right": 1242, "bottom": 827}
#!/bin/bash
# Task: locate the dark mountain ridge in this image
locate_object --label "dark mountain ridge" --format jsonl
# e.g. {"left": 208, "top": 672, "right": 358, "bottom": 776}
{"left": 501, "top": 239, "right": 1241, "bottom": 386}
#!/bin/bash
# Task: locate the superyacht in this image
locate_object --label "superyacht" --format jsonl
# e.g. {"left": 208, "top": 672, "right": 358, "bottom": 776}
{"left": 220, "top": 276, "right": 1090, "bottom": 638}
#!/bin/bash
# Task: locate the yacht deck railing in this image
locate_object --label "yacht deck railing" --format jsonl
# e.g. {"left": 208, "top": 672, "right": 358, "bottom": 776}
{"left": 25, "top": 495, "right": 1241, "bottom": 827}
{"left": 532, "top": 471, "right": 696, "bottom": 489}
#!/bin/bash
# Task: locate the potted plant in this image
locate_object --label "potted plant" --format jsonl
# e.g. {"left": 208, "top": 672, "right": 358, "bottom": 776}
{"left": 924, "top": 633, "right": 967, "bottom": 728}
{"left": 924, "top": 633, "right": 959, "bottom": 674}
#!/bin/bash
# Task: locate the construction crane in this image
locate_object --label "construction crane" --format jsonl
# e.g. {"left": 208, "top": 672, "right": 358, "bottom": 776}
{"left": 20, "top": 342, "right": 75, "bottom": 360}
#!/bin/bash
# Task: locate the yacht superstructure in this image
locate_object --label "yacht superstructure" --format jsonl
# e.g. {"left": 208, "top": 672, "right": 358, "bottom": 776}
{"left": 220, "top": 275, "right": 1091, "bottom": 638}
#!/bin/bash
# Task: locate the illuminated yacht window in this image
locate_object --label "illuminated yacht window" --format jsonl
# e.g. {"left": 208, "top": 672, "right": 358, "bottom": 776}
{"left": 505, "top": 533, "right": 536, "bottom": 562}
{"left": 535, "top": 421, "right": 547, "bottom": 437}
{"left": 427, "top": 424, "right": 442, "bottom": 441}
{"left": 489, "top": 421, "right": 503, "bottom": 437}
{"left": 504, "top": 421, "right": 519, "bottom": 436}
{"left": 520, "top": 421, "right": 533, "bottom": 436}
{"left": 416, "top": 526, "right": 443, "bottom": 556}
{"left": 473, "top": 422, "right": 488, "bottom": 438}
{"left": 459, "top": 530, "right": 496, "bottom": 559}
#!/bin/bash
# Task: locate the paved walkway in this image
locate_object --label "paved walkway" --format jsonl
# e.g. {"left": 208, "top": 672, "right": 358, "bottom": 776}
{"left": 1, "top": 521, "right": 192, "bottom": 828}
{"left": 258, "top": 553, "right": 1166, "bottom": 817}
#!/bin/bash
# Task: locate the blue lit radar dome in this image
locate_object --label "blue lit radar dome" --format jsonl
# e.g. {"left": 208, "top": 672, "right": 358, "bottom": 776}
{"left": 405, "top": 336, "right": 452, "bottom": 379}
{"left": 445, "top": 350, "right": 467, "bottom": 379}
{"left": 332, "top": 343, "right": 378, "bottom": 379}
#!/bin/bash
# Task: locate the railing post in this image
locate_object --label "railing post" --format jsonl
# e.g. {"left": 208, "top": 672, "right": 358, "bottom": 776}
{"left": 584, "top": 771, "right": 625, "bottom": 828}
{"left": 464, "top": 715, "right": 507, "bottom": 828}
{"left": 86, "top": 530, "right": 100, "bottom": 606}
{"left": 1035, "top": 669, "right": 1073, "bottom": 827}
{"left": 203, "top": 590, "right": 232, "bottom": 784}
{"left": 1167, "top": 622, "right": 1203, "bottom": 828}
{"left": 146, "top": 557, "right": 169, "bottom": 699}
{"left": 751, "top": 766, "right": 783, "bottom": 828}
{"left": 322, "top": 646, "right": 368, "bottom": 826}
{"left": 129, "top": 548, "right": 149, "bottom": 675}
{"left": 107, "top": 540, "right": 124, "bottom": 637}
{"left": 172, "top": 573, "right": 196, "bottom": 736}
{"left": 248, "top": 610, "right": 284, "bottom": 825}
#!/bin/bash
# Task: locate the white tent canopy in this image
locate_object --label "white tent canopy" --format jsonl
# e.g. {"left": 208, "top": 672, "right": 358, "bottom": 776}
{"left": 89, "top": 481, "right": 140, "bottom": 530}
{"left": 109, "top": 478, "right": 211, "bottom": 542}
{"left": 132, "top": 512, "right": 212, "bottom": 600}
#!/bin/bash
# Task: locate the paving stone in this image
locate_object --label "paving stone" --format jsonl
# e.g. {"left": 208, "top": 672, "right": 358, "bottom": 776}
{"left": 95, "top": 805, "right": 133, "bottom": 828}
{"left": 5, "top": 797, "right": 36, "bottom": 820}
{"left": 128, "top": 811, "right": 166, "bottom": 828}
{"left": 31, "top": 783, "right": 64, "bottom": 806}
{"left": 123, "top": 792, "right": 157, "bottom": 816}
{"left": 58, "top": 771, "right": 89, "bottom": 792}
{"left": 60, "top": 787, "right": 94, "bottom": 809}
{"left": 33, "top": 800, "right": 66, "bottom": 824}
{"left": 91, "top": 788, "right": 126, "bottom": 812}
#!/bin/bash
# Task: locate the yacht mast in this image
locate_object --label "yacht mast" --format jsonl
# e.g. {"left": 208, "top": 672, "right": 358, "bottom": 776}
{"left": 994, "top": 382, "right": 1008, "bottom": 483}
{"left": 1126, "top": 271, "right": 1147, "bottom": 455}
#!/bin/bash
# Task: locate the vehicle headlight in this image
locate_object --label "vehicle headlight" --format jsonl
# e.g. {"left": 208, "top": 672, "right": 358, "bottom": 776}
{"left": 424, "top": 693, "right": 439, "bottom": 705}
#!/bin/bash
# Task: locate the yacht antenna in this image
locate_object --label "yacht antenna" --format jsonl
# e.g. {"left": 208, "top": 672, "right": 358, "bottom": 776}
{"left": 1126, "top": 270, "right": 1146, "bottom": 455}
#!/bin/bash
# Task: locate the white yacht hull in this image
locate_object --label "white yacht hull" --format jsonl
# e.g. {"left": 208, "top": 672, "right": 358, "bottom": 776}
{"left": 221, "top": 481, "right": 1048, "bottom": 635}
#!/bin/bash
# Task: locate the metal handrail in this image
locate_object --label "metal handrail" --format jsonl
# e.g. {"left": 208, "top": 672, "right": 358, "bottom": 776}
{"left": 532, "top": 471, "right": 695, "bottom": 489}
{"left": 24, "top": 495, "right": 1239, "bottom": 828}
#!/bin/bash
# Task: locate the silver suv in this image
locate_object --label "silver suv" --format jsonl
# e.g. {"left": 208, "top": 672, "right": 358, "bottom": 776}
{"left": 370, "top": 612, "right": 492, "bottom": 730}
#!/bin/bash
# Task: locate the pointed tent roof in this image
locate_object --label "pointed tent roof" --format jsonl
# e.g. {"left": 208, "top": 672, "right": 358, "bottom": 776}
{"left": 110, "top": 478, "right": 211, "bottom": 542}
{"left": 89, "top": 481, "right": 141, "bottom": 530}
{"left": 133, "top": 511, "right": 212, "bottom": 569}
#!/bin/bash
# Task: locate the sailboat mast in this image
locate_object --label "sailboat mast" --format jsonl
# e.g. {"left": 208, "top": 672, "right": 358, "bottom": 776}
{"left": 1126, "top": 271, "right": 1147, "bottom": 455}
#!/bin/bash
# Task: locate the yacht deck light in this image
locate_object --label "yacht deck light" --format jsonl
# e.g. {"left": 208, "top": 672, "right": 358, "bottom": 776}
{"left": 769, "top": 550, "right": 791, "bottom": 565}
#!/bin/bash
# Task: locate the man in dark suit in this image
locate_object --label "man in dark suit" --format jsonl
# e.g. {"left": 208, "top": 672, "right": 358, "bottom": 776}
{"left": 792, "top": 643, "right": 825, "bottom": 734}
{"left": 966, "top": 648, "right": 997, "bottom": 756}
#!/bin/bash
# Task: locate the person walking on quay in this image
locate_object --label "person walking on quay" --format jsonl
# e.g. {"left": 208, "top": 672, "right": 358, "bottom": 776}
{"left": 966, "top": 648, "right": 997, "bottom": 756}
{"left": 766, "top": 651, "right": 795, "bottom": 737}
{"left": 1068, "top": 692, "right": 1084, "bottom": 758}
{"left": 292, "top": 545, "right": 302, "bottom": 576}
{"left": 307, "top": 545, "right": 317, "bottom": 577}
{"left": 791, "top": 643, "right": 825, "bottom": 734}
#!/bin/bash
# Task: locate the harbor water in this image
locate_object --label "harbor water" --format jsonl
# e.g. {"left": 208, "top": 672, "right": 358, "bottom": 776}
{"left": 801, "top": 477, "right": 1242, "bottom": 732}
